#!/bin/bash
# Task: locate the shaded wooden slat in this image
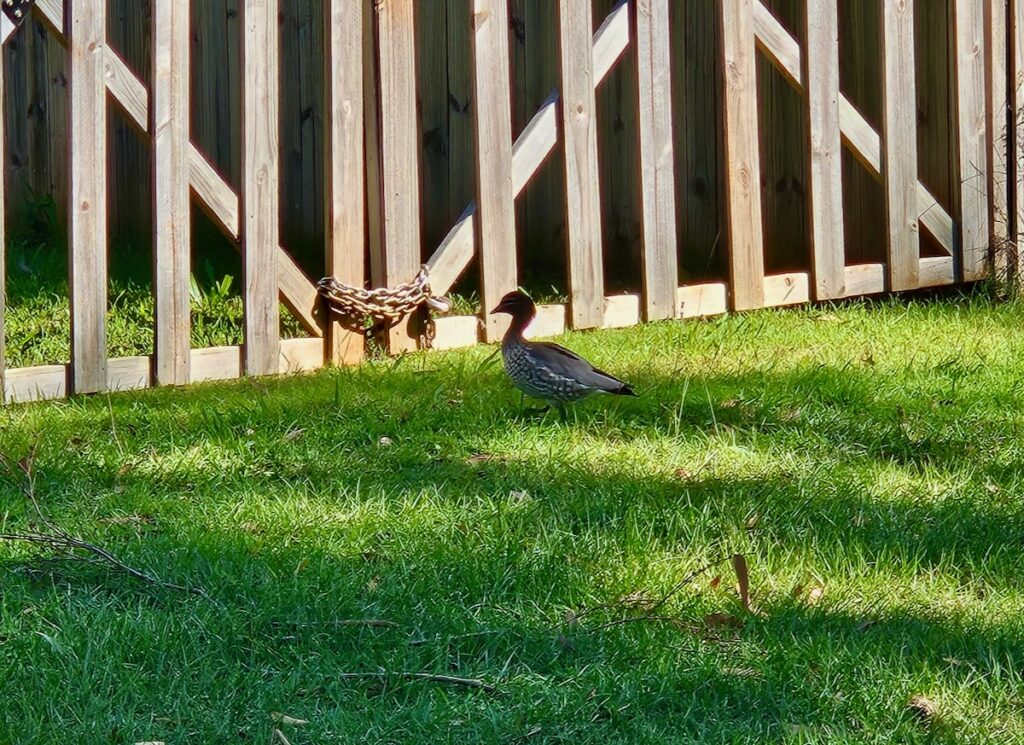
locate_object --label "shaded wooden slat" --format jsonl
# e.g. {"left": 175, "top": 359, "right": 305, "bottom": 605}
{"left": 68, "top": 0, "right": 107, "bottom": 394}
{"left": 241, "top": 0, "right": 281, "bottom": 375}
{"left": 720, "top": 0, "right": 765, "bottom": 310}
{"left": 752, "top": 2, "right": 955, "bottom": 255}
{"left": 804, "top": 2, "right": 845, "bottom": 300}
{"left": 635, "top": 0, "right": 679, "bottom": 320}
{"left": 1015, "top": 0, "right": 1024, "bottom": 280}
{"left": 101, "top": 48, "right": 324, "bottom": 339}
{"left": 603, "top": 294, "right": 641, "bottom": 328}
{"left": 33, "top": 0, "right": 62, "bottom": 33}
{"left": 881, "top": 0, "right": 920, "bottom": 290}
{"left": 425, "top": 1, "right": 630, "bottom": 296}
{"left": 919, "top": 255, "right": 956, "bottom": 286}
{"left": 558, "top": 0, "right": 605, "bottom": 329}
{"left": 152, "top": 0, "right": 190, "bottom": 386}
{"left": 954, "top": 0, "right": 991, "bottom": 281}
{"left": 376, "top": 0, "right": 421, "bottom": 352}
{"left": 5, "top": 365, "right": 69, "bottom": 405}
{"left": 324, "top": 0, "right": 365, "bottom": 365}
{"left": 472, "top": 0, "right": 518, "bottom": 342}
{"left": 1, "top": 14, "right": 14, "bottom": 44}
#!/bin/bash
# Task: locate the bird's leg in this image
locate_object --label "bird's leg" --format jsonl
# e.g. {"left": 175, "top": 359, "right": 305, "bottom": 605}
{"left": 556, "top": 404, "right": 568, "bottom": 423}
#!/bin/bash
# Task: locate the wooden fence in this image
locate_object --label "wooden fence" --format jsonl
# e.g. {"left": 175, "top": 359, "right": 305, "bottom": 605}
{"left": 0, "top": 0, "right": 1019, "bottom": 404}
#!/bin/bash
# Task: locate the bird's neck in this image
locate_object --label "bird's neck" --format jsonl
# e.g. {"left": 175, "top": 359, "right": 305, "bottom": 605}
{"left": 503, "top": 313, "right": 534, "bottom": 343}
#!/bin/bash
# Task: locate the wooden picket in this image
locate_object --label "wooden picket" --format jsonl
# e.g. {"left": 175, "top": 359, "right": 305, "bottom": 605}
{"left": 0, "top": 0, "right": 1017, "bottom": 406}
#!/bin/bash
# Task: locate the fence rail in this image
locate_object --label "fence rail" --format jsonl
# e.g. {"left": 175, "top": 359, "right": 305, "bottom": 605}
{"left": 0, "top": 0, "right": 1020, "bottom": 404}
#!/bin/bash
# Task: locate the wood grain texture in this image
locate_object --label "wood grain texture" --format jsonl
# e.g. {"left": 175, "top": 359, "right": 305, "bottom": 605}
{"left": 324, "top": 0, "right": 365, "bottom": 364}
{"left": 558, "top": 0, "right": 605, "bottom": 329}
{"left": 881, "top": 0, "right": 920, "bottom": 290}
{"left": 843, "top": 263, "right": 886, "bottom": 296}
{"left": 954, "top": 0, "right": 991, "bottom": 281}
{"left": 68, "top": 0, "right": 108, "bottom": 394}
{"left": 4, "top": 365, "right": 69, "bottom": 405}
{"left": 677, "top": 283, "right": 729, "bottom": 319}
{"left": 241, "top": 0, "right": 281, "bottom": 375}
{"left": 376, "top": 0, "right": 421, "bottom": 352}
{"left": 152, "top": 0, "right": 191, "bottom": 386}
{"left": 804, "top": 2, "right": 846, "bottom": 300}
{"left": 471, "top": 0, "right": 518, "bottom": 342}
{"left": 635, "top": 0, "right": 679, "bottom": 320}
{"left": 720, "top": 0, "right": 765, "bottom": 310}
{"left": 1015, "top": 0, "right": 1024, "bottom": 278}
{"left": 986, "top": 0, "right": 1009, "bottom": 279}
{"left": 0, "top": 49, "right": 4, "bottom": 398}
{"left": 752, "top": 3, "right": 955, "bottom": 255}
{"left": 190, "top": 346, "right": 243, "bottom": 383}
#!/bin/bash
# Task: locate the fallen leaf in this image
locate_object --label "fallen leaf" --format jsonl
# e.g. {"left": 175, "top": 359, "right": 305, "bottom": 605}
{"left": 467, "top": 453, "right": 497, "bottom": 465}
{"left": 366, "top": 575, "right": 379, "bottom": 593}
{"left": 564, "top": 609, "right": 578, "bottom": 627}
{"left": 806, "top": 586, "right": 825, "bottom": 605}
{"left": 709, "top": 575, "right": 722, "bottom": 590}
{"left": 293, "top": 558, "right": 308, "bottom": 576}
{"left": 674, "top": 467, "right": 693, "bottom": 480}
{"left": 100, "top": 513, "right": 154, "bottom": 526}
{"left": 284, "top": 428, "right": 305, "bottom": 442}
{"left": 856, "top": 619, "right": 878, "bottom": 632}
{"left": 791, "top": 584, "right": 804, "bottom": 599}
{"left": 271, "top": 712, "right": 309, "bottom": 727}
{"left": 509, "top": 490, "right": 530, "bottom": 502}
{"left": 117, "top": 462, "right": 135, "bottom": 477}
{"left": 703, "top": 613, "right": 744, "bottom": 630}
{"left": 985, "top": 482, "right": 1000, "bottom": 494}
{"left": 779, "top": 408, "right": 802, "bottom": 422}
{"left": 732, "top": 554, "right": 750, "bottom": 611}
{"left": 744, "top": 513, "right": 761, "bottom": 531}
{"left": 907, "top": 694, "right": 938, "bottom": 723}
{"left": 378, "top": 436, "right": 393, "bottom": 447}
{"left": 721, "top": 398, "right": 740, "bottom": 409}
{"left": 815, "top": 313, "right": 842, "bottom": 323}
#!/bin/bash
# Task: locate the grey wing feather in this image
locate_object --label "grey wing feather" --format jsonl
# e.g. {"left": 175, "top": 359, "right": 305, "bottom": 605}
{"left": 524, "top": 341, "right": 635, "bottom": 394}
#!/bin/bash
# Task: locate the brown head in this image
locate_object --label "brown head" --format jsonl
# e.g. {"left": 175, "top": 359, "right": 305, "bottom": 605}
{"left": 490, "top": 290, "right": 537, "bottom": 330}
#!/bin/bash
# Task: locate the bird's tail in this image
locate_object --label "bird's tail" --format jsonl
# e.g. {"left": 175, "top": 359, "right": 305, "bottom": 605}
{"left": 610, "top": 382, "right": 637, "bottom": 396}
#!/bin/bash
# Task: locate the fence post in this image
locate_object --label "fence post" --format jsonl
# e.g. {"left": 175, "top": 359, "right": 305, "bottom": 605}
{"left": 325, "top": 0, "right": 366, "bottom": 365}
{"left": 68, "top": 0, "right": 108, "bottom": 394}
{"left": 152, "top": 0, "right": 191, "bottom": 386}
{"left": 720, "top": 0, "right": 765, "bottom": 310}
{"left": 472, "top": 0, "right": 518, "bottom": 342}
{"left": 241, "top": 0, "right": 281, "bottom": 375}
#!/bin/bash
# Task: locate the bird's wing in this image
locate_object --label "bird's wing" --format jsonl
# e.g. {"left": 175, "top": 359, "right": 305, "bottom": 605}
{"left": 525, "top": 341, "right": 632, "bottom": 393}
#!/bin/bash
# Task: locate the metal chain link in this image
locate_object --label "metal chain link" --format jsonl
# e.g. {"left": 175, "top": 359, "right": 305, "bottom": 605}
{"left": 317, "top": 264, "right": 451, "bottom": 334}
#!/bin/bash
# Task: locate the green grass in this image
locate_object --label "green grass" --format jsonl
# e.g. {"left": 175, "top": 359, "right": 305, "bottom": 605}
{"left": 2, "top": 293, "right": 1024, "bottom": 743}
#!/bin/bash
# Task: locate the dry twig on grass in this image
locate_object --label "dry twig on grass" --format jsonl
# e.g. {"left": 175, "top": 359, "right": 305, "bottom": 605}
{"left": 337, "top": 670, "right": 498, "bottom": 694}
{"left": 0, "top": 444, "right": 213, "bottom": 602}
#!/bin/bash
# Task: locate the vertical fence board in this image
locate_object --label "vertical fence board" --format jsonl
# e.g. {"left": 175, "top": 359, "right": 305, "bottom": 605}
{"left": 69, "top": 0, "right": 108, "bottom": 394}
{"left": 804, "top": 1, "right": 845, "bottom": 299}
{"left": 882, "top": 0, "right": 920, "bottom": 290}
{"left": 635, "top": 0, "right": 679, "bottom": 320}
{"left": 0, "top": 47, "right": 4, "bottom": 397}
{"left": 242, "top": 0, "right": 281, "bottom": 375}
{"left": 153, "top": 0, "right": 191, "bottom": 386}
{"left": 559, "top": 0, "right": 604, "bottom": 329}
{"left": 720, "top": 0, "right": 765, "bottom": 310}
{"left": 954, "top": 0, "right": 991, "bottom": 281}
{"left": 325, "top": 0, "right": 365, "bottom": 365}
{"left": 376, "top": 0, "right": 421, "bottom": 352}
{"left": 986, "top": 0, "right": 1009, "bottom": 278}
{"left": 1015, "top": 0, "right": 1024, "bottom": 276}
{"left": 472, "top": 0, "right": 518, "bottom": 341}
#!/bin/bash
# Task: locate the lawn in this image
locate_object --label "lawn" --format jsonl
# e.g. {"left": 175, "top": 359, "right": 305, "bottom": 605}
{"left": 1, "top": 292, "right": 1023, "bottom": 743}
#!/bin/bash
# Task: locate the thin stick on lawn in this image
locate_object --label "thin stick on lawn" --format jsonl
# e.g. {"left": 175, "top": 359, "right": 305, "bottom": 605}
{"left": 0, "top": 446, "right": 214, "bottom": 602}
{"left": 338, "top": 671, "right": 498, "bottom": 694}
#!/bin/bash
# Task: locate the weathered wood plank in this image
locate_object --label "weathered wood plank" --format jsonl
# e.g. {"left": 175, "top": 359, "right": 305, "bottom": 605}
{"left": 603, "top": 294, "right": 641, "bottom": 328}
{"left": 987, "top": 0, "right": 1010, "bottom": 280}
{"left": 68, "top": 0, "right": 108, "bottom": 394}
{"left": 279, "top": 337, "right": 325, "bottom": 374}
{"left": 241, "top": 0, "right": 281, "bottom": 375}
{"left": 0, "top": 49, "right": 5, "bottom": 400}
{"left": 558, "top": 0, "right": 605, "bottom": 329}
{"left": 190, "top": 346, "right": 243, "bottom": 383}
{"left": 954, "top": 0, "right": 991, "bottom": 281}
{"left": 108, "top": 356, "right": 152, "bottom": 392}
{"left": 376, "top": 0, "right": 421, "bottom": 352}
{"left": 752, "top": 2, "right": 955, "bottom": 255}
{"left": 431, "top": 316, "right": 481, "bottom": 351}
{"left": 324, "top": 0, "right": 365, "bottom": 365}
{"left": 804, "top": 2, "right": 845, "bottom": 300}
{"left": 763, "top": 271, "right": 810, "bottom": 307}
{"left": 881, "top": 0, "right": 920, "bottom": 290}
{"left": 678, "top": 283, "right": 728, "bottom": 318}
{"left": 472, "top": 0, "right": 518, "bottom": 342}
{"left": 635, "top": 0, "right": 679, "bottom": 320}
{"left": 843, "top": 263, "right": 886, "bottom": 296}
{"left": 5, "top": 365, "right": 69, "bottom": 405}
{"left": 720, "top": 0, "right": 765, "bottom": 310}
{"left": 425, "top": 0, "right": 630, "bottom": 298}
{"left": 1015, "top": 0, "right": 1024, "bottom": 278}
{"left": 152, "top": 0, "right": 191, "bottom": 386}
{"left": 919, "top": 255, "right": 956, "bottom": 287}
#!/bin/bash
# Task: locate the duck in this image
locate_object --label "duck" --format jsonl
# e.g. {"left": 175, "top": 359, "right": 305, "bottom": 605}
{"left": 490, "top": 290, "right": 636, "bottom": 418}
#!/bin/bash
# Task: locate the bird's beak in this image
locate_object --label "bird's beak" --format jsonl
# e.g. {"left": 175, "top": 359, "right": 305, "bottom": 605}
{"left": 490, "top": 301, "right": 508, "bottom": 315}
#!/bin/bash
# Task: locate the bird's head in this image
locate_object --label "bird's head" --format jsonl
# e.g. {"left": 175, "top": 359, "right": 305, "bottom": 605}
{"left": 490, "top": 290, "right": 537, "bottom": 322}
